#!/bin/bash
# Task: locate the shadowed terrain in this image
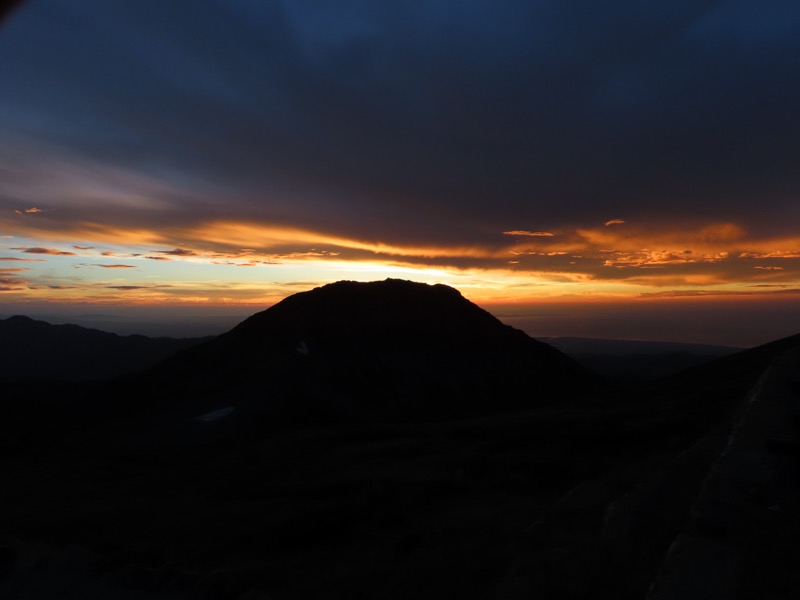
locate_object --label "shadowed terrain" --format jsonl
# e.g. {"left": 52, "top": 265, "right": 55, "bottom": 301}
{"left": 0, "top": 315, "right": 206, "bottom": 382}
{"left": 540, "top": 337, "right": 741, "bottom": 384}
{"left": 0, "top": 280, "right": 798, "bottom": 599}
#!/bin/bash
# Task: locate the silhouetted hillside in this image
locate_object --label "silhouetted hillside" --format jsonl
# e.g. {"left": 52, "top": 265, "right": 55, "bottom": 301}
{"left": 134, "top": 279, "right": 604, "bottom": 425}
{"left": 0, "top": 315, "right": 206, "bottom": 381}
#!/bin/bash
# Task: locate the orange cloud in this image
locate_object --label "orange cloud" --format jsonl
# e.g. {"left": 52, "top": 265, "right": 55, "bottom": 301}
{"left": 503, "top": 230, "right": 555, "bottom": 237}
{"left": 601, "top": 249, "right": 732, "bottom": 269}
{"left": 575, "top": 222, "right": 747, "bottom": 250}
{"left": 188, "top": 221, "right": 499, "bottom": 260}
{"left": 741, "top": 251, "right": 800, "bottom": 259}
{"left": 106, "top": 284, "right": 172, "bottom": 290}
{"left": 0, "top": 256, "right": 45, "bottom": 262}
{"left": 604, "top": 219, "right": 625, "bottom": 226}
{"left": 152, "top": 248, "right": 199, "bottom": 257}
{"left": 95, "top": 264, "right": 137, "bottom": 269}
{"left": 3, "top": 211, "right": 799, "bottom": 306}
{"left": 0, "top": 268, "right": 29, "bottom": 290}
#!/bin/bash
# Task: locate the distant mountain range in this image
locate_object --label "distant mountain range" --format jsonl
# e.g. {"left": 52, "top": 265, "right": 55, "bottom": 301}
{"left": 540, "top": 336, "right": 741, "bottom": 382}
{"left": 1, "top": 300, "right": 747, "bottom": 386}
{"left": 0, "top": 315, "right": 206, "bottom": 381}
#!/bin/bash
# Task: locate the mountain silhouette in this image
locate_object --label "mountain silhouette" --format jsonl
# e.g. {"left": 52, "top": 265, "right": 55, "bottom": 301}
{"left": 138, "top": 279, "right": 603, "bottom": 424}
{"left": 0, "top": 315, "right": 205, "bottom": 382}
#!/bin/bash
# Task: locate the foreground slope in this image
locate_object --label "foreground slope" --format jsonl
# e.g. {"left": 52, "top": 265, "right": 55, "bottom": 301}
{"left": 137, "top": 279, "right": 602, "bottom": 424}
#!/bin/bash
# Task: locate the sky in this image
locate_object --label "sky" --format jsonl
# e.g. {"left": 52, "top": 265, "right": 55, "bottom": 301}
{"left": 0, "top": 0, "right": 799, "bottom": 345}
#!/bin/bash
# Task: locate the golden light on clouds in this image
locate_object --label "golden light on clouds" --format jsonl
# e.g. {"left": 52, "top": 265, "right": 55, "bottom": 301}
{"left": 189, "top": 221, "right": 500, "bottom": 260}
{"left": 1, "top": 214, "right": 798, "bottom": 307}
{"left": 503, "top": 230, "right": 555, "bottom": 237}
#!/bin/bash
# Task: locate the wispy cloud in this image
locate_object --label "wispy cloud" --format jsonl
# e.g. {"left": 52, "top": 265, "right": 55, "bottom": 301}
{"left": 106, "top": 284, "right": 172, "bottom": 290}
{"left": 604, "top": 219, "right": 625, "bottom": 227}
{"left": 12, "top": 247, "right": 77, "bottom": 256}
{"left": 741, "top": 251, "right": 800, "bottom": 259}
{"left": 94, "top": 264, "right": 137, "bottom": 269}
{"left": 503, "top": 231, "right": 555, "bottom": 237}
{"left": 641, "top": 288, "right": 800, "bottom": 298}
{"left": 0, "top": 268, "right": 29, "bottom": 290}
{"left": 152, "top": 248, "right": 198, "bottom": 257}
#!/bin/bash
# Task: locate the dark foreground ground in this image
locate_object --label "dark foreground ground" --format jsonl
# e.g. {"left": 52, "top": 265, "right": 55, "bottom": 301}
{"left": 0, "top": 339, "right": 798, "bottom": 599}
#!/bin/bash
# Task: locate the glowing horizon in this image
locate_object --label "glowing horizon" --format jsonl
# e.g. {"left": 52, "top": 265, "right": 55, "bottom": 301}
{"left": 2, "top": 212, "right": 798, "bottom": 307}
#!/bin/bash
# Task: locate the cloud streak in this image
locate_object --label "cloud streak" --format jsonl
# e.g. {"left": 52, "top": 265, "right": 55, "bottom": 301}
{"left": 503, "top": 231, "right": 555, "bottom": 238}
{"left": 0, "top": 267, "right": 28, "bottom": 291}
{"left": 13, "top": 247, "right": 77, "bottom": 256}
{"left": 94, "top": 264, "right": 136, "bottom": 269}
{"left": 152, "top": 248, "right": 198, "bottom": 257}
{"left": 106, "top": 284, "right": 171, "bottom": 290}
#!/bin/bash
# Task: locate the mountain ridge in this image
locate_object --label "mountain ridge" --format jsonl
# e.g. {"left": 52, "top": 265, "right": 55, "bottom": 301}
{"left": 0, "top": 314, "right": 207, "bottom": 381}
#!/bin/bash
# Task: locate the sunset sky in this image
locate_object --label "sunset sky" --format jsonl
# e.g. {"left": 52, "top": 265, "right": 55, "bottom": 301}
{"left": 1, "top": 1, "right": 799, "bottom": 345}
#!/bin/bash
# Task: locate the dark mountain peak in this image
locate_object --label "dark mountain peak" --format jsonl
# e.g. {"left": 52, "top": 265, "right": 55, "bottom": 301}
{"left": 302, "top": 278, "right": 460, "bottom": 297}
{"left": 148, "top": 279, "right": 604, "bottom": 424}
{"left": 230, "top": 278, "right": 511, "bottom": 346}
{"left": 6, "top": 314, "right": 35, "bottom": 323}
{"left": 248, "top": 278, "right": 469, "bottom": 319}
{"left": 3, "top": 314, "right": 53, "bottom": 331}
